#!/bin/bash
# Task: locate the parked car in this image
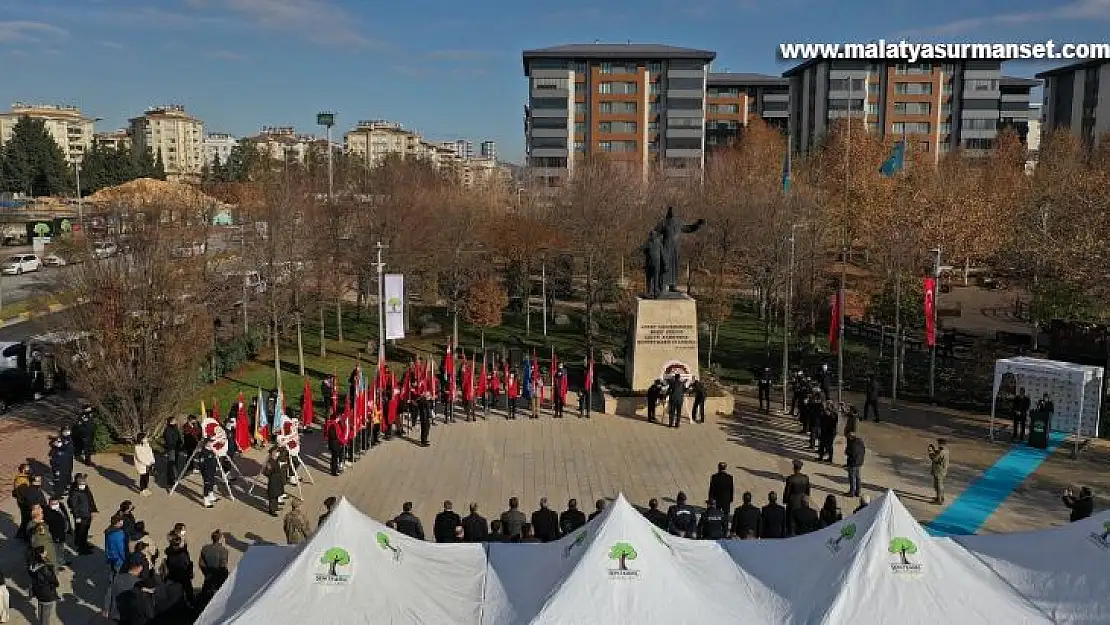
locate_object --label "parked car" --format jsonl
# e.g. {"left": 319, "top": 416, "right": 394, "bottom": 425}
{"left": 43, "top": 253, "right": 67, "bottom": 267}
{"left": 2, "top": 254, "right": 41, "bottom": 275}
{"left": 92, "top": 241, "right": 118, "bottom": 259}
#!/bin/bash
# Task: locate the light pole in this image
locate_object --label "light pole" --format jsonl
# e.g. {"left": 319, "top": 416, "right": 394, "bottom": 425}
{"left": 316, "top": 112, "right": 336, "bottom": 202}
{"left": 928, "top": 247, "right": 941, "bottom": 400}
{"left": 375, "top": 241, "right": 388, "bottom": 368}
{"left": 782, "top": 223, "right": 804, "bottom": 412}
{"left": 74, "top": 159, "right": 84, "bottom": 229}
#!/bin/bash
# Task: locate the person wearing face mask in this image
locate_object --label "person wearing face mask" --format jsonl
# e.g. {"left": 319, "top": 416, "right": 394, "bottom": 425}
{"left": 72, "top": 406, "right": 95, "bottom": 466}
{"left": 67, "top": 474, "right": 97, "bottom": 555}
{"left": 133, "top": 433, "right": 155, "bottom": 497}
{"left": 48, "top": 437, "right": 73, "bottom": 499}
{"left": 43, "top": 497, "right": 71, "bottom": 567}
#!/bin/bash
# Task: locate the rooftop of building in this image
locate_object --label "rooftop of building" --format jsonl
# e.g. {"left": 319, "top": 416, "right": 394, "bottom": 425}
{"left": 523, "top": 43, "right": 715, "bottom": 72}
{"left": 781, "top": 58, "right": 1017, "bottom": 78}
{"left": 1001, "top": 76, "right": 1040, "bottom": 87}
{"left": 134, "top": 105, "right": 200, "bottom": 122}
{"left": 1035, "top": 58, "right": 1110, "bottom": 78}
{"left": 3, "top": 103, "right": 94, "bottom": 121}
{"left": 707, "top": 72, "right": 788, "bottom": 87}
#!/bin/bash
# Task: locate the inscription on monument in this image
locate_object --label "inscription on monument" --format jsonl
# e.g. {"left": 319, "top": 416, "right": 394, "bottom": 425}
{"left": 637, "top": 323, "right": 697, "bottom": 349}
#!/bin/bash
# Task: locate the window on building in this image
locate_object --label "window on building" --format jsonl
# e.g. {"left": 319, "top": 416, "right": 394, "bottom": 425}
{"left": 865, "top": 102, "right": 879, "bottom": 116}
{"left": 610, "top": 140, "right": 637, "bottom": 152}
{"left": 891, "top": 122, "right": 931, "bottom": 134}
{"left": 533, "top": 77, "right": 568, "bottom": 90}
{"left": 827, "top": 98, "right": 865, "bottom": 111}
{"left": 939, "top": 142, "right": 951, "bottom": 153}
{"left": 599, "top": 121, "right": 611, "bottom": 133}
{"left": 648, "top": 61, "right": 663, "bottom": 74}
{"left": 649, "top": 140, "right": 659, "bottom": 152}
{"left": 940, "top": 122, "right": 951, "bottom": 135}
{"left": 895, "top": 82, "right": 933, "bottom": 95}
{"left": 573, "top": 61, "right": 587, "bottom": 74}
{"left": 575, "top": 102, "right": 586, "bottom": 115}
{"left": 610, "top": 121, "right": 637, "bottom": 133}
{"left": 893, "top": 102, "right": 932, "bottom": 115}
{"left": 708, "top": 86, "right": 740, "bottom": 97}
{"left": 670, "top": 117, "right": 702, "bottom": 128}
{"left": 649, "top": 102, "right": 660, "bottom": 114}
{"left": 865, "top": 121, "right": 879, "bottom": 133}
{"left": 573, "top": 141, "right": 585, "bottom": 152}
{"left": 648, "top": 121, "right": 659, "bottom": 133}
{"left": 600, "top": 141, "right": 612, "bottom": 151}
{"left": 966, "top": 79, "right": 999, "bottom": 92}
{"left": 600, "top": 62, "right": 613, "bottom": 74}
{"left": 617, "top": 101, "right": 637, "bottom": 113}
{"left": 599, "top": 102, "right": 613, "bottom": 113}
{"left": 707, "top": 104, "right": 739, "bottom": 114}
{"left": 942, "top": 103, "right": 952, "bottom": 116}
{"left": 828, "top": 78, "right": 865, "bottom": 92}
{"left": 963, "top": 138, "right": 995, "bottom": 150}
{"left": 895, "top": 63, "right": 933, "bottom": 74}
{"left": 964, "top": 118, "right": 997, "bottom": 131}
{"left": 575, "top": 122, "right": 585, "bottom": 134}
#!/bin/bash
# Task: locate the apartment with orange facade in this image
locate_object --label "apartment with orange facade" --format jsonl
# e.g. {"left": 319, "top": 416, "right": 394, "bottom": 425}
{"left": 785, "top": 59, "right": 1036, "bottom": 159}
{"left": 522, "top": 44, "right": 716, "bottom": 187}
{"left": 704, "top": 73, "right": 790, "bottom": 150}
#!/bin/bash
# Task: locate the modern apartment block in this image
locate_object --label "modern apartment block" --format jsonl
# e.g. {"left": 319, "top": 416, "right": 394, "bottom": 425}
{"left": 785, "top": 60, "right": 1036, "bottom": 159}
{"left": 523, "top": 43, "right": 716, "bottom": 186}
{"left": 480, "top": 140, "right": 497, "bottom": 161}
{"left": 129, "top": 105, "right": 205, "bottom": 180}
{"left": 93, "top": 129, "right": 132, "bottom": 152}
{"left": 245, "top": 126, "right": 329, "bottom": 164}
{"left": 203, "top": 132, "right": 238, "bottom": 165}
{"left": 704, "top": 73, "right": 789, "bottom": 150}
{"left": 1036, "top": 60, "right": 1110, "bottom": 147}
{"left": 0, "top": 102, "right": 96, "bottom": 164}
{"left": 451, "top": 139, "right": 474, "bottom": 160}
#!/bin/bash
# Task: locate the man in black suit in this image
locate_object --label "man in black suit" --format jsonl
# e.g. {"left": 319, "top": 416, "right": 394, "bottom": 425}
{"left": 461, "top": 503, "right": 489, "bottom": 542}
{"left": 789, "top": 495, "right": 821, "bottom": 536}
{"left": 433, "top": 500, "right": 462, "bottom": 543}
{"left": 1011, "top": 387, "right": 1031, "bottom": 442}
{"left": 707, "top": 462, "right": 735, "bottom": 519}
{"left": 392, "top": 502, "right": 425, "bottom": 540}
{"left": 643, "top": 498, "right": 669, "bottom": 530}
{"left": 760, "top": 492, "right": 787, "bottom": 539}
{"left": 559, "top": 499, "right": 586, "bottom": 535}
{"left": 731, "top": 491, "right": 762, "bottom": 539}
{"left": 783, "top": 459, "right": 811, "bottom": 517}
{"left": 531, "top": 498, "right": 560, "bottom": 542}
{"left": 666, "top": 373, "right": 686, "bottom": 428}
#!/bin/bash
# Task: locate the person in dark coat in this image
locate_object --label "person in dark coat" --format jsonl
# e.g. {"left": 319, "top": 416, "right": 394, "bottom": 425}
{"left": 817, "top": 401, "right": 838, "bottom": 462}
{"left": 500, "top": 497, "right": 527, "bottom": 539}
{"left": 782, "top": 459, "right": 811, "bottom": 515}
{"left": 461, "top": 503, "right": 489, "bottom": 542}
{"left": 199, "top": 447, "right": 218, "bottom": 509}
{"left": 864, "top": 375, "right": 881, "bottom": 422}
{"left": 757, "top": 367, "right": 773, "bottom": 412}
{"left": 666, "top": 491, "right": 697, "bottom": 537}
{"left": 646, "top": 380, "right": 662, "bottom": 424}
{"left": 318, "top": 496, "right": 338, "bottom": 528}
{"left": 731, "top": 492, "right": 762, "bottom": 539}
{"left": 28, "top": 546, "right": 60, "bottom": 624}
{"left": 559, "top": 499, "right": 586, "bottom": 535}
{"left": 666, "top": 373, "right": 686, "bottom": 428}
{"left": 487, "top": 520, "right": 504, "bottom": 543}
{"left": 67, "top": 474, "right": 97, "bottom": 554}
{"left": 790, "top": 495, "right": 821, "bottom": 536}
{"left": 261, "top": 448, "right": 285, "bottom": 517}
{"left": 845, "top": 432, "right": 866, "bottom": 497}
{"left": 698, "top": 500, "right": 728, "bottom": 539}
{"left": 433, "top": 501, "right": 462, "bottom": 543}
{"left": 325, "top": 414, "right": 343, "bottom": 476}
{"left": 198, "top": 530, "right": 230, "bottom": 601}
{"left": 760, "top": 492, "right": 788, "bottom": 539}
{"left": 162, "top": 417, "right": 183, "bottom": 490}
{"left": 72, "top": 406, "right": 95, "bottom": 465}
{"left": 643, "top": 498, "right": 669, "bottom": 530}
{"left": 819, "top": 495, "right": 843, "bottom": 528}
{"left": 708, "top": 462, "right": 735, "bottom": 518}
{"left": 1011, "top": 387, "right": 1031, "bottom": 442}
{"left": 393, "top": 502, "right": 425, "bottom": 540}
{"left": 163, "top": 534, "right": 195, "bottom": 607}
{"left": 48, "top": 436, "right": 73, "bottom": 497}
{"left": 588, "top": 499, "right": 606, "bottom": 521}
{"left": 530, "top": 498, "right": 560, "bottom": 542}
{"left": 690, "top": 378, "right": 707, "bottom": 423}
{"left": 43, "top": 497, "right": 70, "bottom": 564}
{"left": 117, "top": 577, "right": 158, "bottom": 625}
{"left": 1063, "top": 486, "right": 1094, "bottom": 522}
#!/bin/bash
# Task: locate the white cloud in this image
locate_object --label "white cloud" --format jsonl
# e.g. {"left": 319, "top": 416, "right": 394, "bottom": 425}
{"left": 185, "top": 0, "right": 371, "bottom": 46}
{"left": 906, "top": 0, "right": 1110, "bottom": 36}
{"left": 0, "top": 21, "right": 68, "bottom": 44}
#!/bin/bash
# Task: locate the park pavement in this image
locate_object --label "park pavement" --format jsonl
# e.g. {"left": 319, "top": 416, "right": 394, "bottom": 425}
{"left": 0, "top": 389, "right": 1107, "bottom": 624}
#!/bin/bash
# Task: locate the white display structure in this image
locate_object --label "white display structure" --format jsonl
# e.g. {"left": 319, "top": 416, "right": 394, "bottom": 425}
{"left": 990, "top": 357, "right": 1104, "bottom": 445}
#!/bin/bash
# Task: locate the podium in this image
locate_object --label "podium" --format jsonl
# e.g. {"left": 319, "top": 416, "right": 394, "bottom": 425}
{"left": 1028, "top": 408, "right": 1050, "bottom": 449}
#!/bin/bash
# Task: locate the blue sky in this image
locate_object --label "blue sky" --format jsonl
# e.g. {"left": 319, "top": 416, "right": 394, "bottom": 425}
{"left": 0, "top": 0, "right": 1105, "bottom": 163}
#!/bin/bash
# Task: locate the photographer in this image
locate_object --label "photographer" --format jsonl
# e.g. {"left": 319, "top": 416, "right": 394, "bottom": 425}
{"left": 927, "top": 438, "right": 950, "bottom": 505}
{"left": 1062, "top": 486, "right": 1094, "bottom": 522}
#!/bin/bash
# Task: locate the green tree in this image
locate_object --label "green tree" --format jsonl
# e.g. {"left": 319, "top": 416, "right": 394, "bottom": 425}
{"left": 134, "top": 147, "right": 157, "bottom": 179}
{"left": 0, "top": 116, "right": 70, "bottom": 196}
{"left": 834, "top": 523, "right": 857, "bottom": 547}
{"left": 153, "top": 152, "right": 167, "bottom": 180}
{"left": 320, "top": 547, "right": 351, "bottom": 576}
{"left": 888, "top": 537, "right": 917, "bottom": 565}
{"left": 608, "top": 542, "right": 638, "bottom": 571}
{"left": 460, "top": 276, "right": 508, "bottom": 348}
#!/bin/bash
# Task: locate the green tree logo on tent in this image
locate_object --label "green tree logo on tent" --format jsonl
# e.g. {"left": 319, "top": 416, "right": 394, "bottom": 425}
{"left": 888, "top": 537, "right": 923, "bottom": 574}
{"left": 1090, "top": 522, "right": 1110, "bottom": 550}
{"left": 315, "top": 546, "right": 352, "bottom": 584}
{"left": 59, "top": 219, "right": 72, "bottom": 233}
{"left": 377, "top": 531, "right": 402, "bottom": 562}
{"left": 826, "top": 523, "right": 857, "bottom": 553}
{"left": 33, "top": 222, "right": 51, "bottom": 237}
{"left": 1102, "top": 521, "right": 1110, "bottom": 541}
{"left": 607, "top": 542, "right": 638, "bottom": 575}
{"left": 562, "top": 531, "right": 587, "bottom": 558}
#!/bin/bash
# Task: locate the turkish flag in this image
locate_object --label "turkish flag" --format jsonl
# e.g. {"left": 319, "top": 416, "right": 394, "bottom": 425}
{"left": 477, "top": 353, "right": 487, "bottom": 397}
{"left": 301, "top": 378, "right": 315, "bottom": 426}
{"left": 585, "top": 355, "right": 594, "bottom": 393}
{"left": 235, "top": 394, "right": 251, "bottom": 451}
{"left": 446, "top": 346, "right": 456, "bottom": 402}
{"left": 829, "top": 290, "right": 842, "bottom": 354}
{"left": 924, "top": 276, "right": 937, "bottom": 347}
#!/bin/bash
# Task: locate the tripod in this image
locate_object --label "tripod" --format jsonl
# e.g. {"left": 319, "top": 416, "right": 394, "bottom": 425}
{"left": 168, "top": 445, "right": 237, "bottom": 501}
{"left": 246, "top": 456, "right": 304, "bottom": 501}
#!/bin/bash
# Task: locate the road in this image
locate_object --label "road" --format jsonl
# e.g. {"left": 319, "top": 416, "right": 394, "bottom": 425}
{"left": 0, "top": 309, "right": 69, "bottom": 342}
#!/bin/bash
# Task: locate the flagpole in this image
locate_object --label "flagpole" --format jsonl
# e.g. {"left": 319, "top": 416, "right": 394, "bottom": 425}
{"left": 891, "top": 131, "right": 908, "bottom": 412}
{"left": 375, "top": 241, "right": 388, "bottom": 372}
{"left": 838, "top": 80, "right": 852, "bottom": 407}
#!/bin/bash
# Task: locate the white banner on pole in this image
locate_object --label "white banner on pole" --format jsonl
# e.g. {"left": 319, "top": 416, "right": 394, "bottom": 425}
{"left": 384, "top": 274, "right": 405, "bottom": 340}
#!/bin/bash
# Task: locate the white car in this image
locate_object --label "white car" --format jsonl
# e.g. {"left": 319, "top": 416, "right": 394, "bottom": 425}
{"left": 92, "top": 241, "right": 118, "bottom": 259}
{"left": 2, "top": 254, "right": 41, "bottom": 275}
{"left": 43, "top": 254, "right": 67, "bottom": 267}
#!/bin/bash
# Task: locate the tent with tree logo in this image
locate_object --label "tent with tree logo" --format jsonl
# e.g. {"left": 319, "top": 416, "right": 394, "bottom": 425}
{"left": 198, "top": 493, "right": 1107, "bottom": 625}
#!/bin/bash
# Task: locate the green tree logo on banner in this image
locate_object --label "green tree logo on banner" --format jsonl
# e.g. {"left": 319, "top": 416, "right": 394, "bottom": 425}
{"left": 59, "top": 219, "right": 72, "bottom": 233}
{"left": 608, "top": 542, "right": 638, "bottom": 571}
{"left": 387, "top": 296, "right": 402, "bottom": 313}
{"left": 33, "top": 222, "right": 51, "bottom": 237}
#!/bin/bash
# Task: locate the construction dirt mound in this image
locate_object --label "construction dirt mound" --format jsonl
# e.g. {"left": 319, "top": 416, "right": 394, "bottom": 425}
{"left": 86, "top": 178, "right": 220, "bottom": 206}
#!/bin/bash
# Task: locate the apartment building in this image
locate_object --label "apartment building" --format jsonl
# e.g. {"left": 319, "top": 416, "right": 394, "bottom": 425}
{"left": 345, "top": 120, "right": 425, "bottom": 168}
{"left": 203, "top": 132, "right": 238, "bottom": 165}
{"left": 93, "top": 129, "right": 131, "bottom": 152}
{"left": 0, "top": 102, "right": 96, "bottom": 163}
{"left": 1036, "top": 60, "right": 1110, "bottom": 147}
{"left": 129, "top": 105, "right": 205, "bottom": 180}
{"left": 460, "top": 157, "right": 510, "bottom": 189}
{"left": 785, "top": 60, "right": 1036, "bottom": 159}
{"left": 522, "top": 43, "right": 717, "bottom": 186}
{"left": 451, "top": 139, "right": 474, "bottom": 160}
{"left": 245, "top": 126, "right": 328, "bottom": 164}
{"left": 704, "top": 73, "right": 789, "bottom": 150}
{"left": 480, "top": 140, "right": 497, "bottom": 161}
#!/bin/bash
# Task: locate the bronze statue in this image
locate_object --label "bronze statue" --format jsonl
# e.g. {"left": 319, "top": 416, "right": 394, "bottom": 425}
{"left": 644, "top": 206, "right": 705, "bottom": 297}
{"left": 641, "top": 230, "right": 663, "bottom": 298}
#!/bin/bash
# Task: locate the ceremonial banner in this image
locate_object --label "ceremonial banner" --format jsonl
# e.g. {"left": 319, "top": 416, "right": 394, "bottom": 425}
{"left": 384, "top": 274, "right": 405, "bottom": 340}
{"left": 923, "top": 276, "right": 937, "bottom": 347}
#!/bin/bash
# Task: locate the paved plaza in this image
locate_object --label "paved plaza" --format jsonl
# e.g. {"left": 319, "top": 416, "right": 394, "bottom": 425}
{"left": 0, "top": 389, "right": 1107, "bottom": 624}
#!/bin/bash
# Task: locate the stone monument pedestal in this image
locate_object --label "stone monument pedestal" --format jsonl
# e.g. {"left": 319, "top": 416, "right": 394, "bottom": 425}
{"left": 625, "top": 295, "right": 700, "bottom": 391}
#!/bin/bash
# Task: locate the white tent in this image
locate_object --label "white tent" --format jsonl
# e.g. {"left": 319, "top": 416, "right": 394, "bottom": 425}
{"left": 956, "top": 510, "right": 1110, "bottom": 624}
{"left": 198, "top": 493, "right": 1104, "bottom": 624}
{"left": 990, "top": 357, "right": 1104, "bottom": 450}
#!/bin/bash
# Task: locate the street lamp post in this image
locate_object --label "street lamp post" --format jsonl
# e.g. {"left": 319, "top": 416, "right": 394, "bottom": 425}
{"left": 316, "top": 112, "right": 336, "bottom": 202}
{"left": 375, "top": 242, "right": 388, "bottom": 368}
{"left": 782, "top": 223, "right": 804, "bottom": 413}
{"left": 74, "top": 160, "right": 84, "bottom": 229}
{"left": 928, "top": 247, "right": 941, "bottom": 400}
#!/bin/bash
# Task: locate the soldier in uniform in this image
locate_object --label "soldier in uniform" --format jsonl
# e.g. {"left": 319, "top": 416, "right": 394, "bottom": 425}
{"left": 758, "top": 367, "right": 773, "bottom": 412}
